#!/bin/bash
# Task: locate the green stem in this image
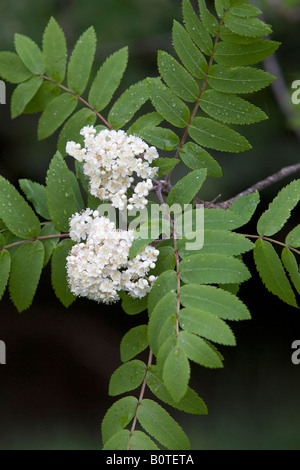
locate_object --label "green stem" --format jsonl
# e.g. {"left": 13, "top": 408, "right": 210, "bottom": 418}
{"left": 154, "top": 181, "right": 181, "bottom": 338}
{"left": 163, "top": 15, "right": 228, "bottom": 333}
{"left": 173, "top": 228, "right": 181, "bottom": 339}
{"left": 165, "top": 14, "right": 225, "bottom": 188}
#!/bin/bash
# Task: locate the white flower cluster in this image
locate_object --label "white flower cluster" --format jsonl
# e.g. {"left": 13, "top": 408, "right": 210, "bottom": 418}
{"left": 66, "top": 126, "right": 159, "bottom": 210}
{"left": 66, "top": 209, "right": 159, "bottom": 304}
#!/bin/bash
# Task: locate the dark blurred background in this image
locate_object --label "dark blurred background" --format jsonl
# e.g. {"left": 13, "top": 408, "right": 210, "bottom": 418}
{"left": 0, "top": 0, "right": 300, "bottom": 450}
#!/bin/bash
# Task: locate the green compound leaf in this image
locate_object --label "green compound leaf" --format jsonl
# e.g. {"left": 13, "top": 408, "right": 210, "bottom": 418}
{"left": 207, "top": 65, "right": 275, "bottom": 94}
{"left": 148, "top": 292, "right": 178, "bottom": 355}
{"left": 158, "top": 50, "right": 199, "bottom": 102}
{"left": 46, "top": 152, "right": 79, "bottom": 232}
{"left": 230, "top": 3, "right": 262, "bottom": 17}
{"left": 220, "top": 30, "right": 259, "bottom": 45}
{"left": 57, "top": 108, "right": 96, "bottom": 156}
{"left": 163, "top": 347, "right": 190, "bottom": 402}
{"left": 69, "top": 171, "right": 84, "bottom": 212}
{"left": 214, "top": 40, "right": 280, "bottom": 67}
{"left": 199, "top": 90, "right": 267, "bottom": 125}
{"left": 137, "top": 399, "right": 191, "bottom": 450}
{"left": 102, "top": 429, "right": 130, "bottom": 450}
{"left": 178, "top": 229, "right": 254, "bottom": 257}
{"left": 11, "top": 76, "right": 43, "bottom": 118}
{"left": 166, "top": 169, "right": 207, "bottom": 206}
{"left": 67, "top": 26, "right": 96, "bottom": 95}
{"left": 14, "top": 33, "right": 44, "bottom": 74}
{"left": 121, "top": 293, "right": 148, "bottom": 315}
{"left": 224, "top": 11, "right": 272, "bottom": 38}
{"left": 108, "top": 79, "right": 149, "bottom": 130}
{"left": 109, "top": 360, "right": 146, "bottom": 396}
{"left": 152, "top": 157, "right": 179, "bottom": 177}
{"left": 228, "top": 191, "right": 260, "bottom": 227}
{"left": 257, "top": 179, "right": 300, "bottom": 237}
{"left": 155, "top": 336, "right": 178, "bottom": 373}
{"left": 0, "top": 233, "right": 6, "bottom": 246}
{"left": 157, "top": 315, "right": 177, "bottom": 352}
{"left": 176, "top": 207, "right": 242, "bottom": 232}
{"left": 120, "top": 325, "right": 148, "bottom": 362}
{"left": 282, "top": 247, "right": 300, "bottom": 295}
{"left": 127, "top": 112, "right": 163, "bottom": 135}
{"left": 178, "top": 330, "right": 223, "bottom": 368}
{"left": 51, "top": 239, "right": 76, "bottom": 308}
{"left": 23, "top": 81, "right": 61, "bottom": 114}
{"left": 214, "top": 0, "right": 230, "bottom": 18}
{"left": 182, "top": 0, "right": 213, "bottom": 55}
{"left": 129, "top": 218, "right": 170, "bottom": 260}
{"left": 180, "top": 283, "right": 251, "bottom": 321}
{"left": 0, "top": 176, "right": 41, "bottom": 239}
{"left": 253, "top": 239, "right": 298, "bottom": 308}
{"left": 88, "top": 47, "right": 128, "bottom": 112}
{"left": 179, "top": 253, "right": 251, "bottom": 284}
{"left": 221, "top": 283, "right": 240, "bottom": 296}
{"left": 19, "top": 179, "right": 50, "bottom": 220}
{"left": 140, "top": 127, "right": 179, "bottom": 151}
{"left": 172, "top": 20, "right": 207, "bottom": 79}
{"left": 0, "top": 250, "right": 11, "bottom": 300}
{"left": 128, "top": 431, "right": 160, "bottom": 450}
{"left": 147, "top": 77, "right": 190, "bottom": 128}
{"left": 42, "top": 17, "right": 67, "bottom": 83}
{"left": 74, "top": 160, "right": 89, "bottom": 194}
{"left": 198, "top": 0, "right": 219, "bottom": 36}
{"left": 103, "top": 429, "right": 159, "bottom": 451}
{"left": 39, "top": 223, "right": 60, "bottom": 267}
{"left": 9, "top": 241, "right": 44, "bottom": 312}
{"left": 179, "top": 307, "right": 236, "bottom": 345}
{"left": 147, "top": 365, "right": 207, "bottom": 415}
{"left": 148, "top": 270, "right": 178, "bottom": 315}
{"left": 150, "top": 246, "right": 176, "bottom": 277}
{"left": 101, "top": 396, "right": 138, "bottom": 445}
{"left": 189, "top": 117, "right": 251, "bottom": 153}
{"left": 0, "top": 51, "right": 32, "bottom": 83}
{"left": 180, "top": 142, "right": 222, "bottom": 177}
{"left": 286, "top": 224, "right": 300, "bottom": 248}
{"left": 38, "top": 92, "right": 78, "bottom": 140}
{"left": 203, "top": 207, "right": 247, "bottom": 230}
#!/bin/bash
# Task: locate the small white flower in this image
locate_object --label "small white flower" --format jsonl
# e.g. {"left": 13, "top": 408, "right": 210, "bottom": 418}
{"left": 66, "top": 127, "right": 159, "bottom": 210}
{"left": 66, "top": 211, "right": 159, "bottom": 304}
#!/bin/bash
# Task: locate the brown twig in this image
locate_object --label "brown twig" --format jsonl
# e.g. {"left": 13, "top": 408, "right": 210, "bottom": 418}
{"left": 40, "top": 75, "right": 112, "bottom": 130}
{"left": 127, "top": 349, "right": 153, "bottom": 450}
{"left": 0, "top": 233, "right": 70, "bottom": 251}
{"left": 210, "top": 163, "right": 300, "bottom": 209}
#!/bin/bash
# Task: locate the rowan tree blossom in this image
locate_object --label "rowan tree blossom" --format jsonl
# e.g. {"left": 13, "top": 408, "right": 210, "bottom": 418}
{"left": 66, "top": 209, "right": 159, "bottom": 304}
{"left": 66, "top": 126, "right": 159, "bottom": 211}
